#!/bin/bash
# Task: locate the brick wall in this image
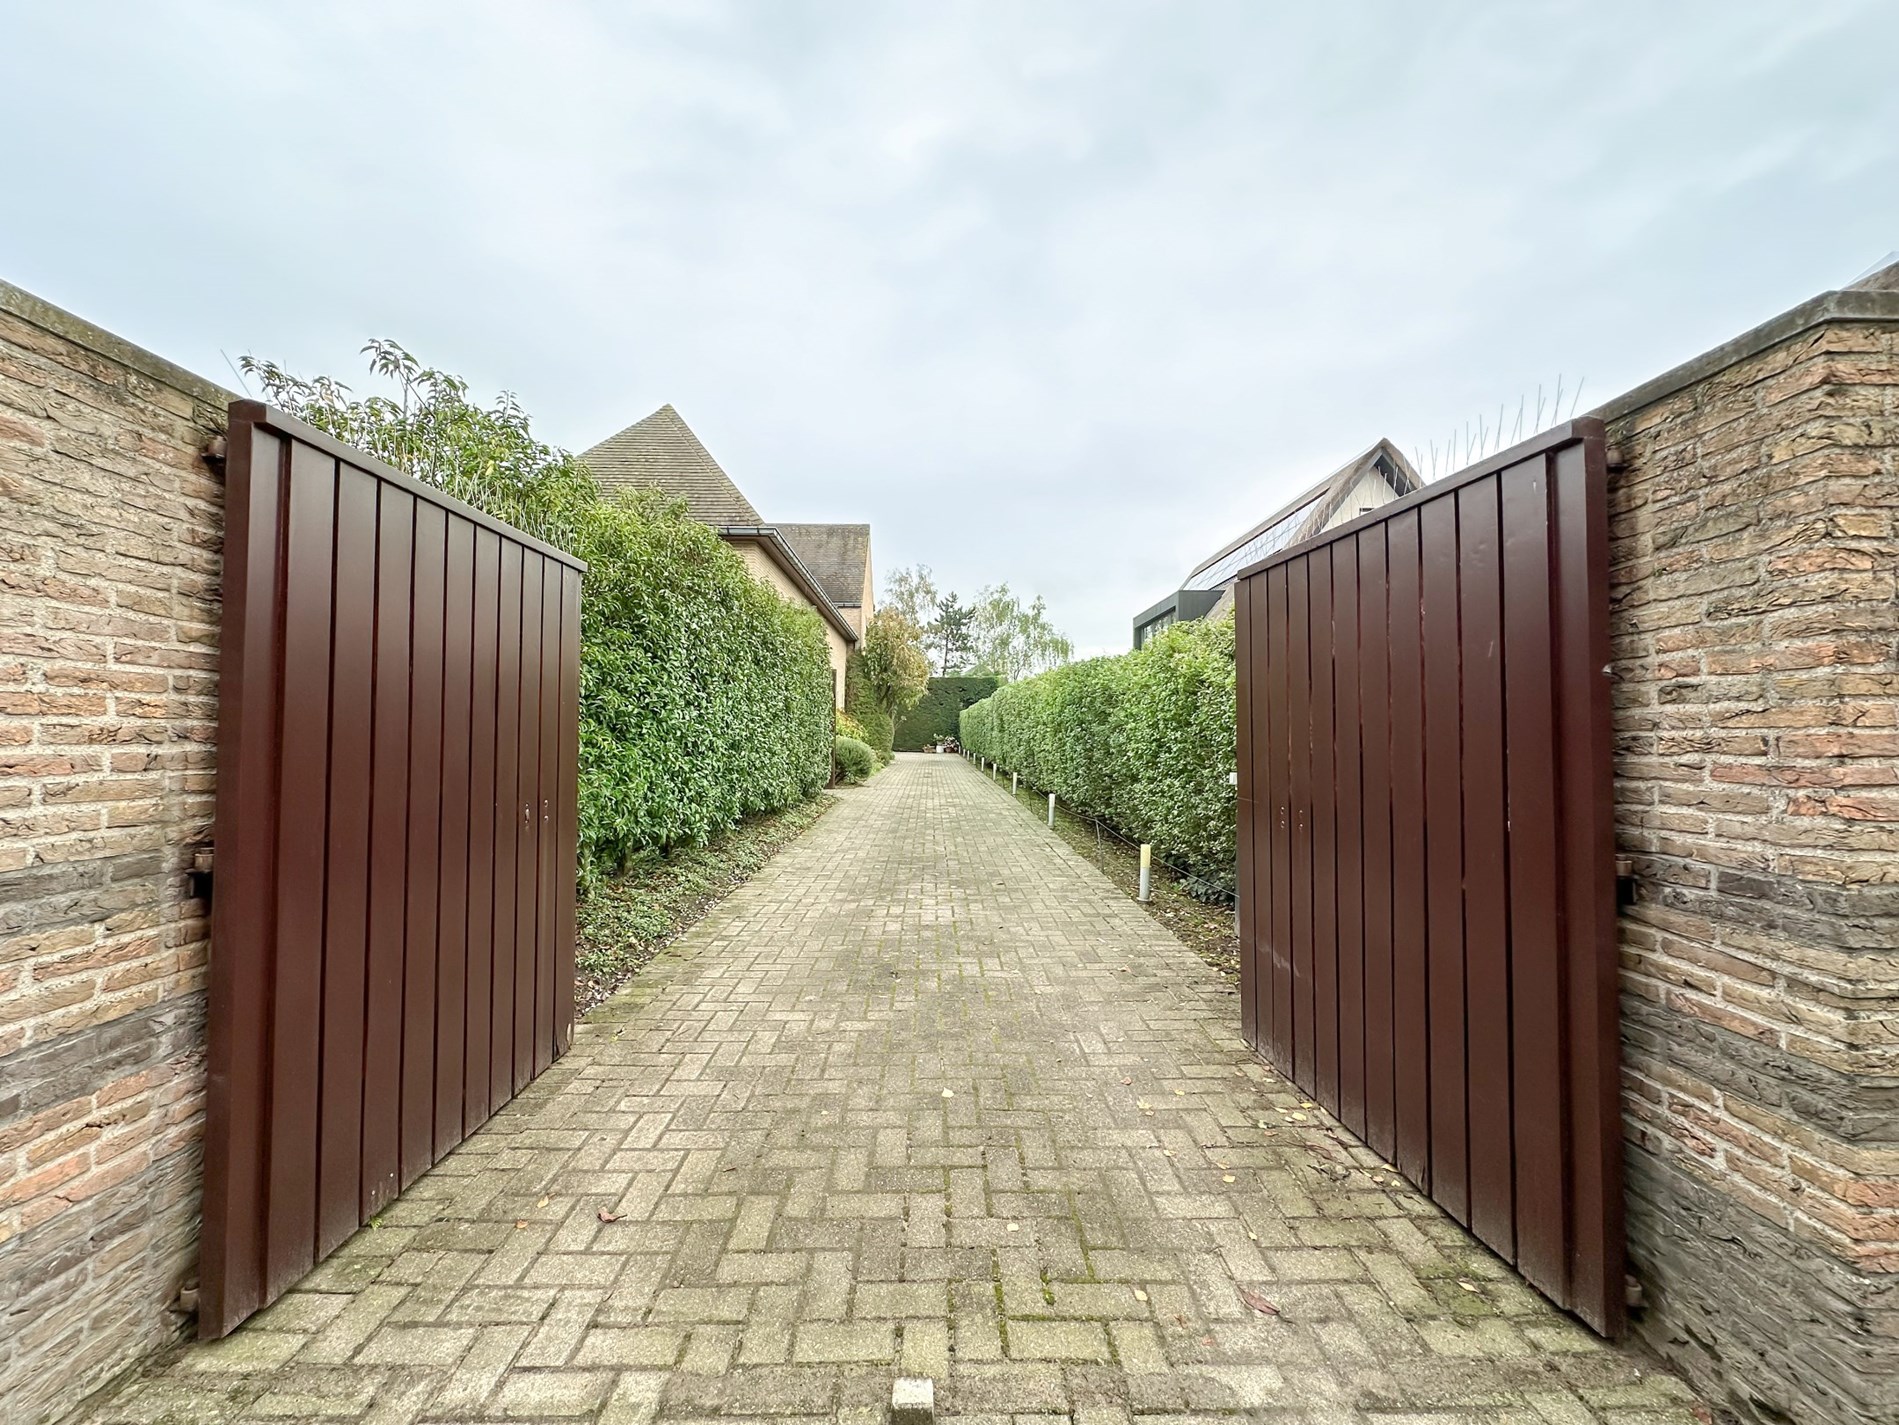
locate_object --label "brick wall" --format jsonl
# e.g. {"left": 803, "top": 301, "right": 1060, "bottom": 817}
{"left": 0, "top": 281, "right": 228, "bottom": 1425}
{"left": 1597, "top": 272, "right": 1899, "bottom": 1425}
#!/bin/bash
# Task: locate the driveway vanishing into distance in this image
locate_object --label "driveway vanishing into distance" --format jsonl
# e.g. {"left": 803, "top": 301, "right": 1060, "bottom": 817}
{"left": 86, "top": 753, "right": 1698, "bottom": 1424}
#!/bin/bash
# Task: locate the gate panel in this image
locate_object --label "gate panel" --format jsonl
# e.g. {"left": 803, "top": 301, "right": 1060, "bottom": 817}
{"left": 1235, "top": 420, "right": 1621, "bottom": 1333}
{"left": 203, "top": 402, "right": 585, "bottom": 1338}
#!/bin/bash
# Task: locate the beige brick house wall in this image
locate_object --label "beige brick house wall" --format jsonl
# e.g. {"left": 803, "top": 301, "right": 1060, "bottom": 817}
{"left": 0, "top": 281, "right": 227, "bottom": 1425}
{"left": 733, "top": 539, "right": 851, "bottom": 706}
{"left": 1597, "top": 279, "right": 1899, "bottom": 1425}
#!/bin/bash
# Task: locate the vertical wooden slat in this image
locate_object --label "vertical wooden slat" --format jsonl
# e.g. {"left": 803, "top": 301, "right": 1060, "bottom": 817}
{"left": 464, "top": 530, "right": 502, "bottom": 1130}
{"left": 1501, "top": 456, "right": 1567, "bottom": 1299}
{"left": 1357, "top": 524, "right": 1396, "bottom": 1162}
{"left": 1458, "top": 474, "right": 1514, "bottom": 1256}
{"left": 1385, "top": 507, "right": 1430, "bottom": 1187}
{"left": 434, "top": 516, "right": 475, "bottom": 1160}
{"left": 1553, "top": 436, "right": 1624, "bottom": 1335}
{"left": 1266, "top": 564, "right": 1293, "bottom": 1070}
{"left": 362, "top": 485, "right": 414, "bottom": 1218}
{"left": 512, "top": 555, "right": 544, "bottom": 1093}
{"left": 265, "top": 440, "right": 336, "bottom": 1293}
{"left": 554, "top": 566, "right": 582, "bottom": 1054}
{"left": 488, "top": 541, "right": 523, "bottom": 1116}
{"left": 1332, "top": 538, "right": 1365, "bottom": 1138}
{"left": 200, "top": 418, "right": 285, "bottom": 1337}
{"left": 1287, "top": 559, "right": 1314, "bottom": 1085}
{"left": 401, "top": 504, "right": 446, "bottom": 1187}
{"left": 534, "top": 561, "right": 562, "bottom": 1074}
{"left": 1421, "top": 494, "right": 1469, "bottom": 1224}
{"left": 317, "top": 465, "right": 378, "bottom": 1259}
{"left": 1250, "top": 573, "right": 1273, "bottom": 1057}
{"left": 1309, "top": 547, "right": 1339, "bottom": 1112}
{"left": 1235, "top": 564, "right": 1258, "bottom": 1052}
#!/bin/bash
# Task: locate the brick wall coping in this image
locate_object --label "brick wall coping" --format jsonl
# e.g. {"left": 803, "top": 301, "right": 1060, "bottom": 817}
{"left": 0, "top": 277, "right": 232, "bottom": 410}
{"left": 1590, "top": 283, "right": 1899, "bottom": 426}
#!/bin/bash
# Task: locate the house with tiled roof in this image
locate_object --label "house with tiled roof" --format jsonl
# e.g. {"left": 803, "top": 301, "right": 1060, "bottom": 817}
{"left": 580, "top": 404, "right": 872, "bottom": 706}
{"left": 1133, "top": 438, "right": 1421, "bottom": 647}
{"left": 775, "top": 523, "right": 873, "bottom": 638}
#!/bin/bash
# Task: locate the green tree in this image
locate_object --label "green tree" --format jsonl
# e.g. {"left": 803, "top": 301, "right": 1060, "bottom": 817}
{"left": 242, "top": 340, "right": 596, "bottom": 551}
{"left": 930, "top": 591, "right": 977, "bottom": 674}
{"left": 969, "top": 583, "right": 1074, "bottom": 681}
{"left": 882, "top": 564, "right": 939, "bottom": 630}
{"left": 857, "top": 607, "right": 931, "bottom": 724}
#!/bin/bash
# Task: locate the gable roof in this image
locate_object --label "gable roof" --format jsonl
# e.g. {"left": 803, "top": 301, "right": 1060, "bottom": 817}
{"left": 1184, "top": 438, "right": 1421, "bottom": 590}
{"left": 775, "top": 524, "right": 871, "bottom": 609}
{"left": 579, "top": 404, "right": 762, "bottom": 524}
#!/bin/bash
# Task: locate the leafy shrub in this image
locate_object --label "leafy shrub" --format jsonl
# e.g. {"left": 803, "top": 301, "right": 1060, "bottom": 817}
{"left": 244, "top": 342, "right": 834, "bottom": 884}
{"left": 836, "top": 710, "right": 873, "bottom": 745}
{"left": 960, "top": 615, "right": 1236, "bottom": 887}
{"left": 895, "top": 676, "right": 999, "bottom": 750}
{"left": 833, "top": 735, "right": 878, "bottom": 784}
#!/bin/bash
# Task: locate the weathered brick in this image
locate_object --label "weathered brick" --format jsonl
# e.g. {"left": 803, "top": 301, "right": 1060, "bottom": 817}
{"left": 0, "top": 283, "right": 224, "bottom": 1425}
{"left": 1602, "top": 276, "right": 1899, "bottom": 1425}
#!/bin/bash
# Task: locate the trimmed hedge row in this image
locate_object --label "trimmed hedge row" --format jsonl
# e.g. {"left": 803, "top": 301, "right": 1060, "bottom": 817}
{"left": 895, "top": 676, "right": 999, "bottom": 750}
{"left": 575, "top": 492, "right": 835, "bottom": 878}
{"left": 959, "top": 615, "right": 1236, "bottom": 887}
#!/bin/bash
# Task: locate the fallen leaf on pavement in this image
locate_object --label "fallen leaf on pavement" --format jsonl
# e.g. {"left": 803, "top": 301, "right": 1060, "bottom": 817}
{"left": 1238, "top": 1286, "right": 1281, "bottom": 1316}
{"left": 597, "top": 1209, "right": 622, "bottom": 1223}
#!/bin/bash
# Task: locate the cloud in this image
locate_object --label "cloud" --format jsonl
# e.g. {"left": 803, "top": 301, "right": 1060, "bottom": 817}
{"left": 2, "top": 0, "right": 1894, "bottom": 653}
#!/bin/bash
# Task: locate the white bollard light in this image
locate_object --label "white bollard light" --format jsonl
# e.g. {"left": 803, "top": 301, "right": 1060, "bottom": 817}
{"left": 1138, "top": 844, "right": 1152, "bottom": 902}
{"left": 1011, "top": 772, "right": 1018, "bottom": 795}
{"left": 1047, "top": 792, "right": 1056, "bottom": 828}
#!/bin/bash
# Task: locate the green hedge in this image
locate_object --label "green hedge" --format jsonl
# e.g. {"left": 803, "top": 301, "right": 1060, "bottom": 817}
{"left": 895, "top": 676, "right": 999, "bottom": 750}
{"left": 959, "top": 615, "right": 1236, "bottom": 887}
{"left": 575, "top": 492, "right": 834, "bottom": 878}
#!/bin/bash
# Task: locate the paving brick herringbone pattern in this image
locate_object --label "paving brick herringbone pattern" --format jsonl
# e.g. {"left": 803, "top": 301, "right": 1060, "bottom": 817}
{"left": 85, "top": 754, "right": 1697, "bottom": 1424}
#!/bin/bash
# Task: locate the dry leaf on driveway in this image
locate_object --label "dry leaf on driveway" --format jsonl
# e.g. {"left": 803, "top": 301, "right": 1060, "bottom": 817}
{"left": 1238, "top": 1286, "right": 1281, "bottom": 1316}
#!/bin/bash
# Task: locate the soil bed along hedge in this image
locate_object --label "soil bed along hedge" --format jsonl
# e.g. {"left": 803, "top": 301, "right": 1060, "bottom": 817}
{"left": 575, "top": 793, "right": 834, "bottom": 1012}
{"left": 959, "top": 615, "right": 1236, "bottom": 889}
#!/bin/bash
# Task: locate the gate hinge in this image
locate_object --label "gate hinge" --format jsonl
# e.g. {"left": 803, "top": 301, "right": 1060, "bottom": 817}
{"left": 1615, "top": 856, "right": 1636, "bottom": 908}
{"left": 189, "top": 847, "right": 214, "bottom": 902}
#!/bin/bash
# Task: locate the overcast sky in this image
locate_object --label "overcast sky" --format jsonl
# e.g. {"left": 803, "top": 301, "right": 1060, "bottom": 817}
{"left": 4, "top": 2, "right": 1895, "bottom": 653}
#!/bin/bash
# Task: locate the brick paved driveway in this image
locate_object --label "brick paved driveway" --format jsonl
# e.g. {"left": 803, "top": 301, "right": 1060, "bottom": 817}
{"left": 88, "top": 753, "right": 1697, "bottom": 1424}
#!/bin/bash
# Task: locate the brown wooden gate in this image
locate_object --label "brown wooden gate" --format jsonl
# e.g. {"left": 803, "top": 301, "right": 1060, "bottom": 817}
{"left": 1234, "top": 420, "right": 1622, "bottom": 1333}
{"left": 199, "top": 402, "right": 585, "bottom": 1337}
